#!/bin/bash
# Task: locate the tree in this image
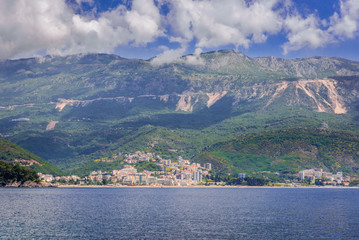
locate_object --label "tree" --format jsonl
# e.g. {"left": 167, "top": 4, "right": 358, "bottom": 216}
{"left": 0, "top": 161, "right": 40, "bottom": 186}
{"left": 245, "top": 177, "right": 266, "bottom": 186}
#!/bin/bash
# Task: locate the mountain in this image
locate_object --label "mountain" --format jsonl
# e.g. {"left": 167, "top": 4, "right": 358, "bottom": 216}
{"left": 1, "top": 50, "right": 359, "bottom": 174}
{"left": 0, "top": 138, "right": 63, "bottom": 175}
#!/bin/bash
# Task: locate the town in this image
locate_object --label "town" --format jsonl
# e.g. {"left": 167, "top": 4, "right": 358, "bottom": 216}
{"left": 39, "top": 151, "right": 213, "bottom": 187}
{"left": 37, "top": 151, "right": 353, "bottom": 187}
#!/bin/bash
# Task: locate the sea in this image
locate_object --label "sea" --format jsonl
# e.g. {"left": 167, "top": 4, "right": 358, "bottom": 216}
{"left": 1, "top": 187, "right": 358, "bottom": 239}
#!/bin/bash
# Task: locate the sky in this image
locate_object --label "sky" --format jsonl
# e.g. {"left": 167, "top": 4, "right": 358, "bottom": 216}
{"left": 1, "top": 0, "right": 359, "bottom": 63}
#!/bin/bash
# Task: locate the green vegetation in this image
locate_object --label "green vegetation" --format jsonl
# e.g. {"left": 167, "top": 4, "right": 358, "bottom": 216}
{"left": 134, "top": 161, "right": 162, "bottom": 173}
{"left": 200, "top": 128, "right": 359, "bottom": 175}
{"left": 0, "top": 161, "right": 40, "bottom": 186}
{"left": 349, "top": 180, "right": 359, "bottom": 186}
{"left": 245, "top": 177, "right": 266, "bottom": 186}
{"left": 0, "top": 138, "right": 63, "bottom": 175}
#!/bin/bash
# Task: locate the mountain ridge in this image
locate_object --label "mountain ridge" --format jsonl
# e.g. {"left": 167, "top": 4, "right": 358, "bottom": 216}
{"left": 1, "top": 50, "right": 359, "bottom": 174}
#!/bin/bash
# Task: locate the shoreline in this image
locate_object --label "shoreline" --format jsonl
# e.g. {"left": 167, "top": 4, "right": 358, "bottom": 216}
{"left": 56, "top": 184, "right": 359, "bottom": 189}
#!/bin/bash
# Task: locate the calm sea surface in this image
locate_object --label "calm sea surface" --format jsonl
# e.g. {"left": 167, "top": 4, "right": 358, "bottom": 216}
{"left": 1, "top": 187, "right": 359, "bottom": 239}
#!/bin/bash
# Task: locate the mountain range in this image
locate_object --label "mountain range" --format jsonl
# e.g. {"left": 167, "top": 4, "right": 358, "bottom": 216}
{"left": 1, "top": 50, "right": 359, "bottom": 175}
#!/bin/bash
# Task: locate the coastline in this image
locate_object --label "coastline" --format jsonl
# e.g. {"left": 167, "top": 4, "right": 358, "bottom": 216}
{"left": 56, "top": 184, "right": 359, "bottom": 189}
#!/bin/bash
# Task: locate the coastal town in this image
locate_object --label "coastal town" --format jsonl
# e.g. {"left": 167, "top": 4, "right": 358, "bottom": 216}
{"left": 37, "top": 151, "right": 353, "bottom": 187}
{"left": 39, "top": 151, "right": 212, "bottom": 187}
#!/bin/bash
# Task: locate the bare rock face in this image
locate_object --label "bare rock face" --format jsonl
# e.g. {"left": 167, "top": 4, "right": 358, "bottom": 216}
{"left": 21, "top": 181, "right": 41, "bottom": 187}
{"left": 176, "top": 95, "right": 194, "bottom": 112}
{"left": 22, "top": 181, "right": 55, "bottom": 187}
{"left": 5, "top": 181, "right": 21, "bottom": 187}
{"left": 264, "top": 79, "right": 346, "bottom": 114}
{"left": 226, "top": 78, "right": 350, "bottom": 114}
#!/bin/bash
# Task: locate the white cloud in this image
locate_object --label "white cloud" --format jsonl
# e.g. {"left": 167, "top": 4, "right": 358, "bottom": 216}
{"left": 150, "top": 0, "right": 284, "bottom": 64}
{"left": 150, "top": 46, "right": 186, "bottom": 65}
{"left": 282, "top": 0, "right": 359, "bottom": 55}
{"left": 329, "top": 0, "right": 359, "bottom": 39}
{"left": 0, "top": 0, "right": 163, "bottom": 59}
{"left": 166, "top": 0, "right": 282, "bottom": 49}
{"left": 0, "top": 0, "right": 71, "bottom": 59}
{"left": 1, "top": 0, "right": 359, "bottom": 61}
{"left": 282, "top": 14, "right": 331, "bottom": 54}
{"left": 184, "top": 48, "right": 205, "bottom": 65}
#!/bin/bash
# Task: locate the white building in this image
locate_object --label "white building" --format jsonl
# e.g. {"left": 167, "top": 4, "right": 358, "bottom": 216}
{"left": 193, "top": 170, "right": 202, "bottom": 182}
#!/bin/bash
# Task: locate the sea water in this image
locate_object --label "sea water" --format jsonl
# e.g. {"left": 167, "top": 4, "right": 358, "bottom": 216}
{"left": 1, "top": 187, "right": 358, "bottom": 239}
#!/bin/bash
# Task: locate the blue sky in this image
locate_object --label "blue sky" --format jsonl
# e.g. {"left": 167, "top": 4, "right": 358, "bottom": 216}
{"left": 1, "top": 0, "right": 359, "bottom": 62}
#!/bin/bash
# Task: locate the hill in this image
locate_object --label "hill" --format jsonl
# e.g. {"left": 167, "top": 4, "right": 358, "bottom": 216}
{"left": 0, "top": 160, "right": 40, "bottom": 187}
{"left": 194, "top": 129, "right": 359, "bottom": 175}
{"left": 0, "top": 138, "right": 63, "bottom": 175}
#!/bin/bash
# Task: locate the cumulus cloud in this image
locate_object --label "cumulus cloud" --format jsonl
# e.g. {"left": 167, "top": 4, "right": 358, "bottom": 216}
{"left": 158, "top": 0, "right": 359, "bottom": 61}
{"left": 0, "top": 0, "right": 163, "bottom": 59}
{"left": 166, "top": 0, "right": 282, "bottom": 49}
{"left": 63, "top": 0, "right": 163, "bottom": 55}
{"left": 150, "top": 0, "right": 284, "bottom": 64}
{"left": 329, "top": 0, "right": 359, "bottom": 39}
{"left": 0, "top": 0, "right": 71, "bottom": 59}
{"left": 1, "top": 0, "right": 359, "bottom": 61}
{"left": 282, "top": 14, "right": 331, "bottom": 54}
{"left": 282, "top": 0, "right": 359, "bottom": 55}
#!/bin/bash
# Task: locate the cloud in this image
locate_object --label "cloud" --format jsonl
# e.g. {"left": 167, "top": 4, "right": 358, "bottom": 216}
{"left": 64, "top": 0, "right": 163, "bottom": 55}
{"left": 1, "top": 0, "right": 359, "bottom": 61}
{"left": 0, "top": 0, "right": 71, "bottom": 59}
{"left": 150, "top": 0, "right": 284, "bottom": 64}
{"left": 151, "top": 46, "right": 205, "bottom": 65}
{"left": 282, "top": 0, "right": 359, "bottom": 55}
{"left": 75, "top": 0, "right": 94, "bottom": 5}
{"left": 0, "top": 0, "right": 163, "bottom": 59}
{"left": 282, "top": 14, "right": 331, "bottom": 54}
{"left": 150, "top": 46, "right": 186, "bottom": 65}
{"left": 164, "top": 0, "right": 359, "bottom": 58}
{"left": 166, "top": 0, "right": 282, "bottom": 49}
{"left": 329, "top": 0, "right": 359, "bottom": 39}
{"left": 184, "top": 48, "right": 205, "bottom": 65}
